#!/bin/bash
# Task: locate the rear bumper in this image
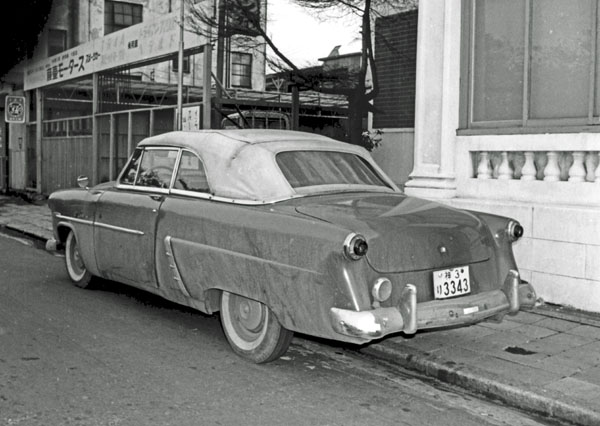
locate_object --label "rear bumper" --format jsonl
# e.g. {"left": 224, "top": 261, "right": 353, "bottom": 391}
{"left": 330, "top": 269, "right": 536, "bottom": 341}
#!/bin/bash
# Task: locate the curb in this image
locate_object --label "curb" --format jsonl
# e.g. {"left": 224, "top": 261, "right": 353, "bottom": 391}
{"left": 363, "top": 343, "right": 600, "bottom": 426}
{"left": 1, "top": 224, "right": 51, "bottom": 247}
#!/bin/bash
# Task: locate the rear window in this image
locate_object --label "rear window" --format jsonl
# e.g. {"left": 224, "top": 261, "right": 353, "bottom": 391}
{"left": 276, "top": 150, "right": 390, "bottom": 190}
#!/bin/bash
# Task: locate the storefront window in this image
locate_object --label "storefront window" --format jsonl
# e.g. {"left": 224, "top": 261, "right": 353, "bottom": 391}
{"left": 465, "top": 0, "right": 599, "bottom": 128}
{"left": 530, "top": 0, "right": 593, "bottom": 119}
{"left": 472, "top": 0, "right": 525, "bottom": 122}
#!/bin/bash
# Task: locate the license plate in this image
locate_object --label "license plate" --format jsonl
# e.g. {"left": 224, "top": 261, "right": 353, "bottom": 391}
{"left": 433, "top": 266, "right": 471, "bottom": 299}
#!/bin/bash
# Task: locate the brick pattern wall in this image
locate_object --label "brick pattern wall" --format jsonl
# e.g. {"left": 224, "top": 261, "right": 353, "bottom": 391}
{"left": 373, "top": 10, "right": 418, "bottom": 129}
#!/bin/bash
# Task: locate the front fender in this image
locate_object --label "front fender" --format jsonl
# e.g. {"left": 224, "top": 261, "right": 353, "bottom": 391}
{"left": 49, "top": 188, "right": 104, "bottom": 277}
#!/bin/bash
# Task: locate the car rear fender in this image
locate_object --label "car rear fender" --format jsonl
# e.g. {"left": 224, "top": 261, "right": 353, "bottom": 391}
{"left": 155, "top": 198, "right": 376, "bottom": 340}
{"left": 468, "top": 211, "right": 522, "bottom": 282}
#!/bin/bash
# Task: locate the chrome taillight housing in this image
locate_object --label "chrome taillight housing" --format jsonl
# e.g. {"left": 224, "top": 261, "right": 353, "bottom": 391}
{"left": 343, "top": 233, "right": 368, "bottom": 260}
{"left": 507, "top": 220, "right": 524, "bottom": 242}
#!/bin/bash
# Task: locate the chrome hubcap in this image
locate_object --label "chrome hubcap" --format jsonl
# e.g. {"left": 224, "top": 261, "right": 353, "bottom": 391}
{"left": 69, "top": 236, "right": 86, "bottom": 276}
{"left": 229, "top": 294, "right": 266, "bottom": 341}
{"left": 237, "top": 299, "right": 263, "bottom": 332}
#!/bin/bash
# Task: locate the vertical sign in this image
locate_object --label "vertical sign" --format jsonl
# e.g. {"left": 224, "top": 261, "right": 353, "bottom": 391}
{"left": 182, "top": 106, "right": 201, "bottom": 130}
{"left": 5, "top": 96, "right": 26, "bottom": 123}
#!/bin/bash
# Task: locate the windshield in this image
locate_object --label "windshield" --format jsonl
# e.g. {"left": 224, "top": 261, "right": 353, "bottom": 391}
{"left": 276, "top": 150, "right": 391, "bottom": 192}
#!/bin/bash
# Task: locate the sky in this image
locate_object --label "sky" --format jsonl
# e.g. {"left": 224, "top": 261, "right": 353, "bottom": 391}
{"left": 266, "top": 0, "right": 362, "bottom": 69}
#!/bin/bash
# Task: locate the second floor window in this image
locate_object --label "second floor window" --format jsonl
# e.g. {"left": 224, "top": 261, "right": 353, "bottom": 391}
{"left": 48, "top": 29, "right": 67, "bottom": 56}
{"left": 231, "top": 52, "right": 252, "bottom": 88}
{"left": 105, "top": 0, "right": 143, "bottom": 35}
{"left": 172, "top": 56, "right": 191, "bottom": 74}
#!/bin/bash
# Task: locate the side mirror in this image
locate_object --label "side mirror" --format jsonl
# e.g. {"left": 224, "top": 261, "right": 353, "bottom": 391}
{"left": 77, "top": 175, "right": 90, "bottom": 189}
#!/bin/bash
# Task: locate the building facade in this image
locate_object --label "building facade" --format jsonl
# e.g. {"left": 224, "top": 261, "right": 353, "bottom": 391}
{"left": 29, "top": 0, "right": 267, "bottom": 91}
{"left": 377, "top": 0, "right": 600, "bottom": 312}
{"left": 1, "top": 0, "right": 267, "bottom": 193}
{"left": 370, "top": 8, "right": 417, "bottom": 187}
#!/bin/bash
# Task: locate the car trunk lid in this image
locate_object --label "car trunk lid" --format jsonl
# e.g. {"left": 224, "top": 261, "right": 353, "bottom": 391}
{"left": 295, "top": 193, "right": 492, "bottom": 273}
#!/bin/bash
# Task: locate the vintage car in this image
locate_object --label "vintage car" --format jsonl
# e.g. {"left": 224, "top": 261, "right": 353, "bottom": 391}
{"left": 48, "top": 130, "right": 536, "bottom": 363}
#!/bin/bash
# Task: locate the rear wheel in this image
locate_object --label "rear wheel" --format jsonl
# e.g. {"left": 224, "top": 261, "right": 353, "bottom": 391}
{"left": 220, "top": 291, "right": 293, "bottom": 363}
{"left": 65, "top": 230, "right": 93, "bottom": 289}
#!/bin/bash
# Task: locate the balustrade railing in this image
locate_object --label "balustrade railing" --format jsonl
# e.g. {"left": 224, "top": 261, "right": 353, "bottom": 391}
{"left": 473, "top": 151, "right": 600, "bottom": 183}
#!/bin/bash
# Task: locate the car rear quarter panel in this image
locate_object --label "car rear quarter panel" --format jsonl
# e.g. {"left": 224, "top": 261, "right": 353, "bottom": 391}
{"left": 155, "top": 196, "right": 376, "bottom": 342}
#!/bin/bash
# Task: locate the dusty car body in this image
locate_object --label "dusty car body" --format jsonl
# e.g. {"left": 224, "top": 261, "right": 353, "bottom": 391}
{"left": 48, "top": 130, "right": 536, "bottom": 363}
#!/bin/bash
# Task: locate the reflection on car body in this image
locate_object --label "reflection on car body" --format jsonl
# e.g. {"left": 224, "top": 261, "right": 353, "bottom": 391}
{"left": 48, "top": 130, "right": 536, "bottom": 363}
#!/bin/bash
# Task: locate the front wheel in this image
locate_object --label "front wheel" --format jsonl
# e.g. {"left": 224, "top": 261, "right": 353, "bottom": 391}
{"left": 65, "top": 230, "right": 93, "bottom": 289}
{"left": 220, "top": 291, "right": 293, "bottom": 363}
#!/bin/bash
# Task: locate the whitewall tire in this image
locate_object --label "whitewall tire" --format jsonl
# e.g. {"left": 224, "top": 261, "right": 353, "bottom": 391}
{"left": 65, "top": 230, "right": 93, "bottom": 289}
{"left": 220, "top": 291, "right": 293, "bottom": 363}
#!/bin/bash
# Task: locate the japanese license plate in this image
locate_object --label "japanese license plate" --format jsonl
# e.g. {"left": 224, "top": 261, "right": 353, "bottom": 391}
{"left": 433, "top": 266, "right": 471, "bottom": 299}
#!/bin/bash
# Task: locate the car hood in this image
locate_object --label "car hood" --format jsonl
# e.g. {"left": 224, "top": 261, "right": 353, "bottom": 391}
{"left": 295, "top": 193, "right": 493, "bottom": 273}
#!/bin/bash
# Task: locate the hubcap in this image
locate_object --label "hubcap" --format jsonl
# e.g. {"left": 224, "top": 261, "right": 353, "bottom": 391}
{"left": 73, "top": 246, "right": 84, "bottom": 272}
{"left": 68, "top": 235, "right": 86, "bottom": 278}
{"left": 237, "top": 298, "right": 263, "bottom": 332}
{"left": 229, "top": 294, "right": 266, "bottom": 341}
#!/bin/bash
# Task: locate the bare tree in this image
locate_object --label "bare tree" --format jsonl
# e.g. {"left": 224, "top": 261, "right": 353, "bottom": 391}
{"left": 185, "top": 0, "right": 416, "bottom": 147}
{"left": 294, "top": 0, "right": 417, "bottom": 146}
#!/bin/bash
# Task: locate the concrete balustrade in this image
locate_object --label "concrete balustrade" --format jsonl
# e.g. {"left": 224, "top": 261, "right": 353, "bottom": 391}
{"left": 475, "top": 150, "right": 600, "bottom": 183}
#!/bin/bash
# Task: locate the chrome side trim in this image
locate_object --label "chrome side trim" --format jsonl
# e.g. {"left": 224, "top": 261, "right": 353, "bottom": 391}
{"left": 169, "top": 188, "right": 305, "bottom": 205}
{"left": 114, "top": 184, "right": 170, "bottom": 195}
{"left": 164, "top": 236, "right": 192, "bottom": 298}
{"left": 56, "top": 213, "right": 144, "bottom": 235}
{"left": 55, "top": 213, "right": 94, "bottom": 226}
{"left": 95, "top": 222, "right": 145, "bottom": 235}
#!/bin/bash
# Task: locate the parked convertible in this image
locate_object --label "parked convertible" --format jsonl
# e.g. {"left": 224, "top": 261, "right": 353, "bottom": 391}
{"left": 48, "top": 130, "right": 536, "bottom": 363}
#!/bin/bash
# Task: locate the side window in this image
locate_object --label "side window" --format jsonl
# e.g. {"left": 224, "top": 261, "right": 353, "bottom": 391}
{"left": 119, "top": 149, "right": 143, "bottom": 185}
{"left": 174, "top": 151, "right": 210, "bottom": 193}
{"left": 135, "top": 149, "right": 178, "bottom": 188}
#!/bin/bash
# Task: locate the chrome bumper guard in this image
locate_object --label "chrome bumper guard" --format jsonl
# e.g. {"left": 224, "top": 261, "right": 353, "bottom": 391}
{"left": 330, "top": 270, "right": 536, "bottom": 341}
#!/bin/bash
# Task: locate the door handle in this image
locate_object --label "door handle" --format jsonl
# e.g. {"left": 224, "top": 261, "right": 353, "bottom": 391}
{"left": 150, "top": 194, "right": 164, "bottom": 202}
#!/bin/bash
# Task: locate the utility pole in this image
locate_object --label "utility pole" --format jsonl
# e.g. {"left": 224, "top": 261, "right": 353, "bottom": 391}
{"left": 176, "top": 0, "right": 185, "bottom": 131}
{"left": 212, "top": 0, "right": 226, "bottom": 129}
{"left": 216, "top": 0, "right": 226, "bottom": 99}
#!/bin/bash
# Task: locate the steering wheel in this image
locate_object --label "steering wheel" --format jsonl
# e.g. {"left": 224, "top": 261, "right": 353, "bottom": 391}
{"left": 140, "top": 166, "right": 173, "bottom": 188}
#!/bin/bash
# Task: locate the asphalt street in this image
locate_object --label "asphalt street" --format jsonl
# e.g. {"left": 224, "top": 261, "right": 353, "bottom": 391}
{"left": 0, "top": 231, "right": 564, "bottom": 426}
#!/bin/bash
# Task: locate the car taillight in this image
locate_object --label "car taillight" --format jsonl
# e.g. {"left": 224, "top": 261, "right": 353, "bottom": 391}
{"left": 343, "top": 233, "right": 368, "bottom": 260}
{"left": 507, "top": 220, "right": 524, "bottom": 242}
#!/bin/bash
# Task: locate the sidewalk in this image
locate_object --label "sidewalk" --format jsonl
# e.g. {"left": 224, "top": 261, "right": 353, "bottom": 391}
{"left": 0, "top": 195, "right": 53, "bottom": 242}
{"left": 1, "top": 194, "right": 599, "bottom": 425}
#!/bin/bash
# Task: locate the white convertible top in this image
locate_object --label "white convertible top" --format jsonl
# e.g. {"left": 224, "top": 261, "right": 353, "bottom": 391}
{"left": 138, "top": 130, "right": 397, "bottom": 202}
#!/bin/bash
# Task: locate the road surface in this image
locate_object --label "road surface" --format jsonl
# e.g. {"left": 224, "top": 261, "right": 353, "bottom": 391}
{"left": 0, "top": 230, "right": 563, "bottom": 426}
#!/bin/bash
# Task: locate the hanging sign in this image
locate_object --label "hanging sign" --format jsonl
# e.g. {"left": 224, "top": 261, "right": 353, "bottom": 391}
{"left": 5, "top": 96, "right": 26, "bottom": 123}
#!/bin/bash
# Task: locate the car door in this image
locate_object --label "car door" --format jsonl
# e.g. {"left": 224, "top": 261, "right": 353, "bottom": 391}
{"left": 94, "top": 147, "right": 179, "bottom": 289}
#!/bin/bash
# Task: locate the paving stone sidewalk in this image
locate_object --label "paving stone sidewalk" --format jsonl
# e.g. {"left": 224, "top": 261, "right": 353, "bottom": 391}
{"left": 1, "top": 194, "right": 599, "bottom": 425}
{"left": 0, "top": 195, "right": 53, "bottom": 241}
{"left": 366, "top": 308, "right": 600, "bottom": 425}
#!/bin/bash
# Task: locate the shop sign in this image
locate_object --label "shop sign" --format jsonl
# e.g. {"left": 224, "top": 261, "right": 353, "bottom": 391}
{"left": 24, "top": 12, "right": 206, "bottom": 91}
{"left": 182, "top": 106, "right": 201, "bottom": 131}
{"left": 5, "top": 96, "right": 26, "bottom": 123}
